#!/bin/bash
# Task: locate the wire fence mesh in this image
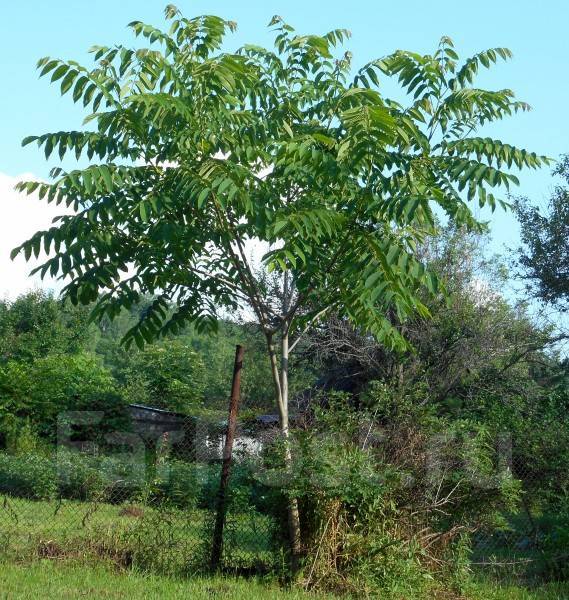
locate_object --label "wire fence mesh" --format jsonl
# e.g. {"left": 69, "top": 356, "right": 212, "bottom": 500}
{"left": 0, "top": 410, "right": 284, "bottom": 576}
{"left": 471, "top": 459, "right": 568, "bottom": 583}
{"left": 0, "top": 407, "right": 566, "bottom": 582}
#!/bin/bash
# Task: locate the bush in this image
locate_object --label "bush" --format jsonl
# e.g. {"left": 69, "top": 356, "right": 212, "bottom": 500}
{"left": 266, "top": 391, "right": 521, "bottom": 597}
{"left": 194, "top": 459, "right": 280, "bottom": 515}
{"left": 56, "top": 449, "right": 108, "bottom": 500}
{"left": 0, "top": 453, "right": 56, "bottom": 499}
{"left": 151, "top": 460, "right": 214, "bottom": 508}
{"left": 0, "top": 449, "right": 144, "bottom": 503}
{"left": 122, "top": 340, "right": 206, "bottom": 414}
{"left": 467, "top": 386, "right": 569, "bottom": 508}
{"left": 0, "top": 447, "right": 227, "bottom": 508}
{"left": 534, "top": 502, "right": 569, "bottom": 581}
{"left": 57, "top": 449, "right": 148, "bottom": 503}
{"left": 0, "top": 291, "right": 92, "bottom": 363}
{"left": 0, "top": 353, "right": 129, "bottom": 443}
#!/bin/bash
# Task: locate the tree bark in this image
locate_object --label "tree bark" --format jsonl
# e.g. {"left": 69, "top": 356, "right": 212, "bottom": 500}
{"left": 266, "top": 331, "right": 302, "bottom": 570}
{"left": 280, "top": 327, "right": 302, "bottom": 565}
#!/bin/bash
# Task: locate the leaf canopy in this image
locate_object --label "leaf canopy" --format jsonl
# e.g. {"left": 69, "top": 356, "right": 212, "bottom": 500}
{"left": 14, "top": 6, "right": 550, "bottom": 350}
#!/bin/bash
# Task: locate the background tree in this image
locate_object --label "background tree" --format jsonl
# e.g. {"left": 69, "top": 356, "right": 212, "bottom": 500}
{"left": 0, "top": 291, "right": 93, "bottom": 363}
{"left": 304, "top": 226, "right": 555, "bottom": 404}
{"left": 13, "top": 6, "right": 548, "bottom": 557}
{"left": 94, "top": 301, "right": 302, "bottom": 412}
{"left": 0, "top": 353, "right": 125, "bottom": 444}
{"left": 303, "top": 226, "right": 569, "bottom": 532}
{"left": 121, "top": 339, "right": 206, "bottom": 413}
{"left": 514, "top": 155, "right": 569, "bottom": 312}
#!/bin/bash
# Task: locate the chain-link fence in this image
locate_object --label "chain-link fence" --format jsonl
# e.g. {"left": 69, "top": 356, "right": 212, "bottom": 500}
{"left": 471, "top": 460, "right": 568, "bottom": 583}
{"left": 0, "top": 405, "right": 566, "bottom": 583}
{"left": 0, "top": 408, "right": 285, "bottom": 576}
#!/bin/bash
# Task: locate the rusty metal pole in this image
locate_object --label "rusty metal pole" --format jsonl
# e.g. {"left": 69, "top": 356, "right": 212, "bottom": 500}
{"left": 210, "top": 344, "right": 244, "bottom": 571}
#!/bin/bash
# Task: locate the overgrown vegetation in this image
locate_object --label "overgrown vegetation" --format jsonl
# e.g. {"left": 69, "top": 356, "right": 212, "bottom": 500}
{"left": 13, "top": 3, "right": 550, "bottom": 558}
{"left": 1, "top": 4, "right": 567, "bottom": 599}
{"left": 1, "top": 226, "right": 567, "bottom": 596}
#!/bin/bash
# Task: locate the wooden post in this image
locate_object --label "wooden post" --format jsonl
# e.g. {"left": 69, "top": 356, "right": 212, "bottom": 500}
{"left": 210, "top": 344, "right": 244, "bottom": 571}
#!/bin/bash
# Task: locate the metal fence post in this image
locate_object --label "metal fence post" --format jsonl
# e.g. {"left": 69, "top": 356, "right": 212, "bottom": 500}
{"left": 210, "top": 344, "right": 244, "bottom": 571}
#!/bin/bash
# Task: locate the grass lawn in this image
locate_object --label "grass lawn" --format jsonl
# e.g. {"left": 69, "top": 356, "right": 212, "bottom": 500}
{"left": 2, "top": 497, "right": 568, "bottom": 599}
{"left": 466, "top": 580, "right": 569, "bottom": 600}
{"left": 0, "top": 496, "right": 277, "bottom": 573}
{"left": 0, "top": 560, "right": 328, "bottom": 599}
{"left": 1, "top": 560, "right": 568, "bottom": 600}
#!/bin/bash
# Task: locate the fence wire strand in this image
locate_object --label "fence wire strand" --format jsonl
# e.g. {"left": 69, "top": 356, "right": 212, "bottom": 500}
{"left": 0, "top": 412, "right": 565, "bottom": 581}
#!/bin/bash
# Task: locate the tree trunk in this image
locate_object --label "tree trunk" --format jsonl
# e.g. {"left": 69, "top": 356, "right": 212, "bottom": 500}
{"left": 266, "top": 332, "right": 302, "bottom": 570}
{"left": 280, "top": 328, "right": 302, "bottom": 565}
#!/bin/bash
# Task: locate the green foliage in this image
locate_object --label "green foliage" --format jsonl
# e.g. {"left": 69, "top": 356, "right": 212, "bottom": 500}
{"left": 0, "top": 353, "right": 127, "bottom": 442}
{"left": 3, "top": 420, "right": 49, "bottom": 456}
{"left": 122, "top": 340, "right": 206, "bottom": 413}
{"left": 150, "top": 459, "right": 213, "bottom": 508}
{"left": 515, "top": 155, "right": 569, "bottom": 310}
{"left": 0, "top": 453, "right": 57, "bottom": 499}
{"left": 0, "top": 290, "right": 294, "bottom": 431}
{"left": 0, "top": 449, "right": 137, "bottom": 502}
{"left": 0, "top": 291, "right": 93, "bottom": 363}
{"left": 56, "top": 448, "right": 110, "bottom": 501}
{"left": 302, "top": 225, "right": 568, "bottom": 588}
{"left": 540, "top": 505, "right": 569, "bottom": 580}
{"left": 1, "top": 7, "right": 564, "bottom": 592}
{"left": 94, "top": 306, "right": 302, "bottom": 411}
{"left": 307, "top": 224, "right": 558, "bottom": 409}
{"left": 0, "top": 448, "right": 181, "bottom": 505}
{"left": 0, "top": 442, "right": 273, "bottom": 511}
{"left": 266, "top": 392, "right": 520, "bottom": 596}
{"left": 13, "top": 7, "right": 547, "bottom": 358}
{"left": 468, "top": 386, "right": 569, "bottom": 506}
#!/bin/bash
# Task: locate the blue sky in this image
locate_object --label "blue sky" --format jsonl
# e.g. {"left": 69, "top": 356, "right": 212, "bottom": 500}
{"left": 1, "top": 1, "right": 568, "bottom": 295}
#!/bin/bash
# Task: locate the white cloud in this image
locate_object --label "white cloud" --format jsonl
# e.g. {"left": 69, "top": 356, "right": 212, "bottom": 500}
{"left": 0, "top": 171, "right": 70, "bottom": 300}
{"left": 0, "top": 163, "right": 274, "bottom": 304}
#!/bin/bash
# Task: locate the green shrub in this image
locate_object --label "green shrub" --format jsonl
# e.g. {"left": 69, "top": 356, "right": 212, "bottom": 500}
{"left": 151, "top": 460, "right": 212, "bottom": 507}
{"left": 0, "top": 449, "right": 147, "bottom": 503}
{"left": 0, "top": 353, "right": 129, "bottom": 443}
{"left": 538, "top": 503, "right": 569, "bottom": 581}
{"left": 97, "top": 453, "right": 147, "bottom": 502}
{"left": 0, "top": 447, "right": 227, "bottom": 508}
{"left": 264, "top": 391, "right": 521, "bottom": 597}
{"left": 1, "top": 419, "right": 49, "bottom": 456}
{"left": 56, "top": 449, "right": 107, "bottom": 500}
{"left": 194, "top": 460, "right": 279, "bottom": 516}
{"left": 122, "top": 340, "right": 206, "bottom": 414}
{"left": 0, "top": 453, "right": 56, "bottom": 499}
